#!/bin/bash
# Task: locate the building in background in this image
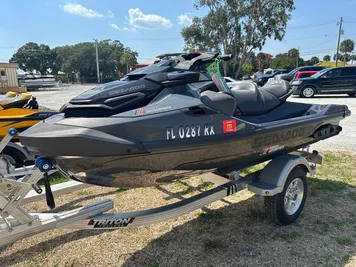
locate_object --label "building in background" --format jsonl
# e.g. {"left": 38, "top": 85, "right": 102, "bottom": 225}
{"left": 0, "top": 63, "right": 26, "bottom": 93}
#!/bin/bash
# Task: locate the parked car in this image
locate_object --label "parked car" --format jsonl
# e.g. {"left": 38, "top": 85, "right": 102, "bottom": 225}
{"left": 224, "top": 77, "right": 240, "bottom": 88}
{"left": 254, "top": 69, "right": 289, "bottom": 86}
{"left": 275, "top": 66, "right": 326, "bottom": 82}
{"left": 294, "top": 70, "right": 319, "bottom": 79}
{"left": 291, "top": 66, "right": 356, "bottom": 98}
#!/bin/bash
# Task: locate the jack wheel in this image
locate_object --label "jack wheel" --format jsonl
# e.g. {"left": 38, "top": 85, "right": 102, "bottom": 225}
{"left": 264, "top": 166, "right": 308, "bottom": 225}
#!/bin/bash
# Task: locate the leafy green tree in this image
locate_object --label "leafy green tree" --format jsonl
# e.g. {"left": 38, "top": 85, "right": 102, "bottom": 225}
{"left": 288, "top": 48, "right": 298, "bottom": 58}
{"left": 181, "top": 0, "right": 295, "bottom": 77}
{"left": 269, "top": 53, "right": 295, "bottom": 69}
{"left": 339, "top": 39, "right": 355, "bottom": 63}
{"left": 53, "top": 39, "right": 137, "bottom": 82}
{"left": 310, "top": 56, "right": 319, "bottom": 65}
{"left": 323, "top": 55, "right": 331, "bottom": 62}
{"left": 242, "top": 64, "right": 254, "bottom": 74}
{"left": 10, "top": 42, "right": 55, "bottom": 75}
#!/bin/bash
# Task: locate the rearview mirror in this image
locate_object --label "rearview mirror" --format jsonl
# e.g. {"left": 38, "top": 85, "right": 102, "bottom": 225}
{"left": 321, "top": 75, "right": 327, "bottom": 79}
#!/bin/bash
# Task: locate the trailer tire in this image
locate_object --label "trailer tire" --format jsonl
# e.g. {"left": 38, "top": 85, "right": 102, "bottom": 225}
{"left": 2, "top": 146, "right": 28, "bottom": 168}
{"left": 264, "top": 166, "right": 307, "bottom": 225}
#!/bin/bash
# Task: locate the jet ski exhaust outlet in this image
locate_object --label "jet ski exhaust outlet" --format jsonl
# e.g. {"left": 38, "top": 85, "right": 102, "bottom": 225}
{"left": 0, "top": 128, "right": 322, "bottom": 247}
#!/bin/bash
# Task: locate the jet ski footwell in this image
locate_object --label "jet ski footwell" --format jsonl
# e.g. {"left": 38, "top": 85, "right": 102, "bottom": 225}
{"left": 0, "top": 128, "right": 323, "bottom": 246}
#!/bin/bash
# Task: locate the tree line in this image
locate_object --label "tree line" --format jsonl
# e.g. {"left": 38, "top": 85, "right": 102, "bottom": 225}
{"left": 10, "top": 40, "right": 138, "bottom": 83}
{"left": 181, "top": 0, "right": 355, "bottom": 77}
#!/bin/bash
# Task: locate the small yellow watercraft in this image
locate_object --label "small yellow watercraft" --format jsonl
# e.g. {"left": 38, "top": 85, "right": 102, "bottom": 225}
{"left": 0, "top": 92, "right": 57, "bottom": 139}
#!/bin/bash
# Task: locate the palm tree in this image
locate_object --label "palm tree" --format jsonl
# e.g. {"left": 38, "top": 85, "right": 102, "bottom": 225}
{"left": 340, "top": 39, "right": 355, "bottom": 64}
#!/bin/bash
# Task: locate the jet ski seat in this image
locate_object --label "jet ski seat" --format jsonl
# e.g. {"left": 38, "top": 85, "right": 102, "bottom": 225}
{"left": 200, "top": 79, "right": 292, "bottom": 116}
{"left": 230, "top": 79, "right": 292, "bottom": 115}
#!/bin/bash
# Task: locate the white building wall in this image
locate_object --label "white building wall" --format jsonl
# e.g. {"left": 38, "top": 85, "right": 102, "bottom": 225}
{"left": 5, "top": 67, "right": 19, "bottom": 87}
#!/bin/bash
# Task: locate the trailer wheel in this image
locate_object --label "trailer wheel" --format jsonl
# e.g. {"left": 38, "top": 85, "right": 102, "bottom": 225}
{"left": 264, "top": 166, "right": 308, "bottom": 225}
{"left": 2, "top": 146, "right": 28, "bottom": 168}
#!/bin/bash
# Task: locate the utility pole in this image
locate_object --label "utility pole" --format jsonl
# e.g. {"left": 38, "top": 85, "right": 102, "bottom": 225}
{"left": 93, "top": 38, "right": 100, "bottom": 84}
{"left": 335, "top": 17, "right": 343, "bottom": 66}
{"left": 296, "top": 47, "right": 299, "bottom": 67}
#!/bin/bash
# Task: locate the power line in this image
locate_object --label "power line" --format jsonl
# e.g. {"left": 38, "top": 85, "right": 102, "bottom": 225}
{"left": 288, "top": 20, "right": 337, "bottom": 29}
{"left": 300, "top": 35, "right": 337, "bottom": 50}
{"left": 299, "top": 48, "right": 335, "bottom": 56}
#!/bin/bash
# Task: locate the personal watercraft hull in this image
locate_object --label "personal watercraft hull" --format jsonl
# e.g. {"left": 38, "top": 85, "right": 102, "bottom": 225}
{"left": 19, "top": 103, "right": 349, "bottom": 188}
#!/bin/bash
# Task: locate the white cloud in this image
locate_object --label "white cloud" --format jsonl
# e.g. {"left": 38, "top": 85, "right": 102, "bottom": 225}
{"left": 177, "top": 13, "right": 193, "bottom": 25}
{"left": 127, "top": 8, "right": 172, "bottom": 29}
{"left": 108, "top": 23, "right": 133, "bottom": 31}
{"left": 108, "top": 10, "right": 114, "bottom": 18}
{"left": 60, "top": 3, "right": 104, "bottom": 18}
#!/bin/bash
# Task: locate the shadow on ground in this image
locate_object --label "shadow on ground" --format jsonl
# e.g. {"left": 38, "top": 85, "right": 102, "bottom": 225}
{"left": 122, "top": 178, "right": 356, "bottom": 267}
{"left": 0, "top": 178, "right": 355, "bottom": 267}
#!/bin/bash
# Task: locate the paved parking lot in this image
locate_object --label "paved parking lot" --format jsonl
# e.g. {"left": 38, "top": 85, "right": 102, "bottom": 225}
{"left": 31, "top": 85, "right": 355, "bottom": 152}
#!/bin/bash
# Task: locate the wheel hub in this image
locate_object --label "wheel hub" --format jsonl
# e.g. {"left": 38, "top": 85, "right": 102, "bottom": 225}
{"left": 284, "top": 178, "right": 304, "bottom": 215}
{"left": 303, "top": 88, "right": 314, "bottom": 97}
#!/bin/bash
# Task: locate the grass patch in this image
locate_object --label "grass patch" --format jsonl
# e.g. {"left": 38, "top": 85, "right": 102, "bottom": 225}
{"left": 198, "top": 181, "right": 215, "bottom": 191}
{"left": 198, "top": 210, "right": 224, "bottom": 222}
{"left": 330, "top": 217, "right": 356, "bottom": 228}
{"left": 349, "top": 192, "right": 356, "bottom": 202}
{"left": 203, "top": 238, "right": 224, "bottom": 250}
{"left": 240, "top": 164, "right": 265, "bottom": 176}
{"left": 47, "top": 172, "right": 68, "bottom": 185}
{"left": 313, "top": 220, "right": 330, "bottom": 234}
{"left": 316, "top": 152, "right": 356, "bottom": 187}
{"left": 343, "top": 254, "right": 353, "bottom": 264}
{"left": 116, "top": 188, "right": 127, "bottom": 194}
{"left": 335, "top": 237, "right": 354, "bottom": 246}
{"left": 274, "top": 231, "right": 301, "bottom": 242}
{"left": 309, "top": 178, "right": 347, "bottom": 196}
{"left": 245, "top": 207, "right": 266, "bottom": 221}
{"left": 76, "top": 190, "right": 90, "bottom": 196}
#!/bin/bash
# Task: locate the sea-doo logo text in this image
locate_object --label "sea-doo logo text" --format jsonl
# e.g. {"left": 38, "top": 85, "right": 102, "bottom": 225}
{"left": 88, "top": 218, "right": 135, "bottom": 228}
{"left": 252, "top": 127, "right": 306, "bottom": 149}
{"left": 145, "top": 105, "right": 172, "bottom": 114}
{"left": 109, "top": 84, "right": 146, "bottom": 96}
{"left": 166, "top": 123, "right": 215, "bottom": 140}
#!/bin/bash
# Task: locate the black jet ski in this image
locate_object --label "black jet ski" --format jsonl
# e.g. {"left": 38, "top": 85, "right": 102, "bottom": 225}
{"left": 19, "top": 53, "right": 350, "bottom": 188}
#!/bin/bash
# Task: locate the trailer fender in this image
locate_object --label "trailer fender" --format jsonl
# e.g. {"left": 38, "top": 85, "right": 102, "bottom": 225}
{"left": 248, "top": 154, "right": 312, "bottom": 196}
{"left": 4, "top": 142, "right": 34, "bottom": 162}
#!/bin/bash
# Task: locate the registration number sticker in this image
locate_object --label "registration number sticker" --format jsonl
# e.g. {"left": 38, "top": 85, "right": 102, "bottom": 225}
{"left": 166, "top": 124, "right": 215, "bottom": 140}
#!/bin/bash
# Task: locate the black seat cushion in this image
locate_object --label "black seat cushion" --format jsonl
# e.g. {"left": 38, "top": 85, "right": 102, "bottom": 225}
{"left": 230, "top": 80, "right": 290, "bottom": 115}
{"left": 200, "top": 91, "right": 237, "bottom": 115}
{"left": 261, "top": 79, "right": 290, "bottom": 101}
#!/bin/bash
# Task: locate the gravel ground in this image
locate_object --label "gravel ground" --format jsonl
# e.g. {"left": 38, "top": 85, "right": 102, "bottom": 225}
{"left": 30, "top": 85, "right": 355, "bottom": 152}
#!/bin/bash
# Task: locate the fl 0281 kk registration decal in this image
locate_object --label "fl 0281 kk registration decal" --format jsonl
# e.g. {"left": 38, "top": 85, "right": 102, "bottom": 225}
{"left": 166, "top": 123, "right": 215, "bottom": 140}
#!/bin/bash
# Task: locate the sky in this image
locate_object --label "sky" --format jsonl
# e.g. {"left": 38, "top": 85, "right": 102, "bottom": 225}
{"left": 1, "top": 0, "right": 356, "bottom": 63}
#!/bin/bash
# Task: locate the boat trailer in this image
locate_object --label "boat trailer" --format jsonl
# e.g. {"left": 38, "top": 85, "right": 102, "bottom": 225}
{"left": 0, "top": 129, "right": 322, "bottom": 247}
